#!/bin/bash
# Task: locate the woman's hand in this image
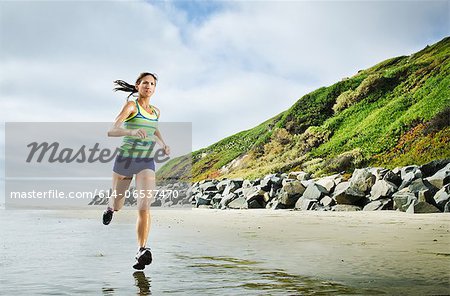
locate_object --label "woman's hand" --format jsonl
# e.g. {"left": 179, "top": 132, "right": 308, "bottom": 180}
{"left": 130, "top": 128, "right": 147, "bottom": 139}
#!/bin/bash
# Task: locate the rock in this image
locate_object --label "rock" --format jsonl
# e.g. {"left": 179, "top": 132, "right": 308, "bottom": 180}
{"left": 426, "top": 163, "right": 450, "bottom": 189}
{"left": 288, "top": 171, "right": 310, "bottom": 181}
{"left": 199, "top": 181, "right": 218, "bottom": 192}
{"left": 333, "top": 182, "right": 365, "bottom": 205}
{"left": 151, "top": 199, "right": 161, "bottom": 206}
{"left": 246, "top": 189, "right": 266, "bottom": 208}
{"left": 433, "top": 184, "right": 450, "bottom": 211}
{"left": 315, "top": 177, "right": 336, "bottom": 194}
{"left": 244, "top": 187, "right": 265, "bottom": 200}
{"left": 260, "top": 176, "right": 273, "bottom": 192}
{"left": 242, "top": 179, "right": 254, "bottom": 190}
{"left": 196, "top": 196, "right": 211, "bottom": 207}
{"left": 400, "top": 165, "right": 422, "bottom": 180}
{"left": 228, "top": 196, "right": 248, "bottom": 209}
{"left": 282, "top": 178, "right": 295, "bottom": 186}
{"left": 294, "top": 197, "right": 318, "bottom": 211}
{"left": 420, "top": 159, "right": 450, "bottom": 178}
{"left": 267, "top": 199, "right": 288, "bottom": 210}
{"left": 300, "top": 179, "right": 315, "bottom": 188}
{"left": 383, "top": 170, "right": 402, "bottom": 187}
{"left": 212, "top": 193, "right": 223, "bottom": 204}
{"left": 363, "top": 198, "right": 392, "bottom": 211}
{"left": 269, "top": 186, "right": 281, "bottom": 199}
{"left": 392, "top": 188, "right": 417, "bottom": 212}
{"left": 398, "top": 171, "right": 422, "bottom": 190}
{"left": 222, "top": 180, "right": 243, "bottom": 196}
{"left": 302, "top": 183, "right": 328, "bottom": 200}
{"left": 408, "top": 178, "right": 439, "bottom": 205}
{"left": 216, "top": 179, "right": 230, "bottom": 192}
{"left": 332, "top": 205, "right": 362, "bottom": 211}
{"left": 279, "top": 181, "right": 306, "bottom": 206}
{"left": 263, "top": 192, "right": 272, "bottom": 203}
{"left": 369, "top": 167, "right": 390, "bottom": 180}
{"left": 242, "top": 183, "right": 260, "bottom": 198}
{"left": 370, "top": 179, "right": 398, "bottom": 201}
{"left": 234, "top": 188, "right": 243, "bottom": 197}
{"left": 220, "top": 193, "right": 238, "bottom": 208}
{"left": 444, "top": 201, "right": 450, "bottom": 212}
{"left": 248, "top": 198, "right": 265, "bottom": 208}
{"left": 406, "top": 201, "right": 440, "bottom": 214}
{"left": 320, "top": 195, "right": 335, "bottom": 207}
{"left": 348, "top": 168, "right": 376, "bottom": 194}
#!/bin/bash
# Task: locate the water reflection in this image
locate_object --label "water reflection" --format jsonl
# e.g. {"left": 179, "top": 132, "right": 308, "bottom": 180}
{"left": 172, "top": 254, "right": 382, "bottom": 295}
{"left": 133, "top": 271, "right": 152, "bottom": 295}
{"left": 102, "top": 286, "right": 115, "bottom": 296}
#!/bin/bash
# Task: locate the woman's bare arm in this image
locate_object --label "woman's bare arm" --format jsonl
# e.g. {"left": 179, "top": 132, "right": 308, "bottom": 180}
{"left": 107, "top": 101, "right": 146, "bottom": 138}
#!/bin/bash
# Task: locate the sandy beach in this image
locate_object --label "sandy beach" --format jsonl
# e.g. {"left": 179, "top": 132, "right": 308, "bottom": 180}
{"left": 54, "top": 207, "right": 450, "bottom": 295}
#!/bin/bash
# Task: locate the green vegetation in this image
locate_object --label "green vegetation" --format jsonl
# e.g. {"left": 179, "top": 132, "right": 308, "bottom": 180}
{"left": 157, "top": 37, "right": 450, "bottom": 181}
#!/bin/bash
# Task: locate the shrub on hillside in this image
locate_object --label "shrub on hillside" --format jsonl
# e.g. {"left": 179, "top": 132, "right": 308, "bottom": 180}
{"left": 294, "top": 126, "right": 331, "bottom": 154}
{"left": 333, "top": 73, "right": 396, "bottom": 113}
{"left": 423, "top": 107, "right": 450, "bottom": 135}
{"left": 323, "top": 148, "right": 366, "bottom": 174}
{"left": 333, "top": 89, "right": 356, "bottom": 113}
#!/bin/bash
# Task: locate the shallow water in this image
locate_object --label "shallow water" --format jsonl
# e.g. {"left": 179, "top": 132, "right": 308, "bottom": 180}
{"left": 0, "top": 210, "right": 382, "bottom": 295}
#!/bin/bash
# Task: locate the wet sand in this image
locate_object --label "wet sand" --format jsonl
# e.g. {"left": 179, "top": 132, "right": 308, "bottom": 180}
{"left": 65, "top": 207, "right": 450, "bottom": 295}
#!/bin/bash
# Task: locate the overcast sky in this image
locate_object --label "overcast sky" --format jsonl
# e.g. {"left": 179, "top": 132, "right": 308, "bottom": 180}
{"left": 1, "top": 0, "right": 448, "bottom": 152}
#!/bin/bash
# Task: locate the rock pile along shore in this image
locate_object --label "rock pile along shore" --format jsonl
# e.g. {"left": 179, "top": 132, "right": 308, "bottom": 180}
{"left": 189, "top": 159, "right": 450, "bottom": 213}
{"left": 89, "top": 159, "right": 450, "bottom": 213}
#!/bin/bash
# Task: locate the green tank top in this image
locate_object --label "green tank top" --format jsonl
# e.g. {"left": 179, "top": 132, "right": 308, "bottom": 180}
{"left": 118, "top": 100, "right": 159, "bottom": 158}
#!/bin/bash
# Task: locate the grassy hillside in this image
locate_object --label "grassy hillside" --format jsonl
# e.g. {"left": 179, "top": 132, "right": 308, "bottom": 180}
{"left": 157, "top": 37, "right": 450, "bottom": 182}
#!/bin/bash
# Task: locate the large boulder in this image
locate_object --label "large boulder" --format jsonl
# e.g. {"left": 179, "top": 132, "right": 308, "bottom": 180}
{"left": 288, "top": 171, "right": 311, "bottom": 181}
{"left": 406, "top": 192, "right": 441, "bottom": 214}
{"left": 245, "top": 188, "right": 266, "bottom": 208}
{"left": 369, "top": 167, "right": 390, "bottom": 180}
{"left": 348, "top": 168, "right": 376, "bottom": 194}
{"left": 333, "top": 182, "right": 365, "bottom": 205}
{"left": 216, "top": 179, "right": 230, "bottom": 192}
{"left": 294, "top": 197, "right": 318, "bottom": 211}
{"left": 363, "top": 198, "right": 392, "bottom": 211}
{"left": 398, "top": 166, "right": 423, "bottom": 190}
{"left": 433, "top": 184, "right": 450, "bottom": 212}
{"left": 222, "top": 179, "right": 244, "bottom": 196}
{"left": 220, "top": 193, "right": 238, "bottom": 208}
{"left": 228, "top": 196, "right": 248, "bottom": 209}
{"left": 199, "top": 181, "right": 218, "bottom": 193}
{"left": 420, "top": 159, "right": 450, "bottom": 178}
{"left": 370, "top": 179, "right": 398, "bottom": 201}
{"left": 408, "top": 178, "right": 439, "bottom": 206}
{"left": 319, "top": 195, "right": 335, "bottom": 207}
{"left": 315, "top": 176, "right": 338, "bottom": 194}
{"left": 392, "top": 188, "right": 417, "bottom": 212}
{"left": 425, "top": 163, "right": 450, "bottom": 189}
{"left": 302, "top": 183, "right": 328, "bottom": 200}
{"left": 279, "top": 180, "right": 306, "bottom": 206}
{"left": 196, "top": 195, "right": 212, "bottom": 207}
{"left": 383, "top": 170, "right": 402, "bottom": 187}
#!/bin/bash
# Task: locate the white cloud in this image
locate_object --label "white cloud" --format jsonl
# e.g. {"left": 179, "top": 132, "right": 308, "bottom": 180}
{"left": 0, "top": 0, "right": 448, "bottom": 152}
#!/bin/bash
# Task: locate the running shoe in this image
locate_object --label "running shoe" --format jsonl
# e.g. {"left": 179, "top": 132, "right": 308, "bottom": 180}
{"left": 133, "top": 247, "right": 152, "bottom": 270}
{"left": 102, "top": 207, "right": 114, "bottom": 225}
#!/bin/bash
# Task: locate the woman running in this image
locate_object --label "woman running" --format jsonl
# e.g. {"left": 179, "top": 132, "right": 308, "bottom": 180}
{"left": 103, "top": 72, "right": 170, "bottom": 270}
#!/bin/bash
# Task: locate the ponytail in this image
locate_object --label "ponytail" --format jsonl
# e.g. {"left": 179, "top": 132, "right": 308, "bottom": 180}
{"left": 113, "top": 80, "right": 136, "bottom": 99}
{"left": 113, "top": 72, "right": 158, "bottom": 99}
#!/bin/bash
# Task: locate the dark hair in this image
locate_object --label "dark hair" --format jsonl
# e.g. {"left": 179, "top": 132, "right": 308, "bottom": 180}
{"left": 113, "top": 72, "right": 158, "bottom": 99}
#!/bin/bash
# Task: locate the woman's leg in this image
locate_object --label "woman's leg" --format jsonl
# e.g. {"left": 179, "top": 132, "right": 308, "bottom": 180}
{"left": 109, "top": 172, "right": 133, "bottom": 211}
{"left": 135, "top": 169, "right": 156, "bottom": 248}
